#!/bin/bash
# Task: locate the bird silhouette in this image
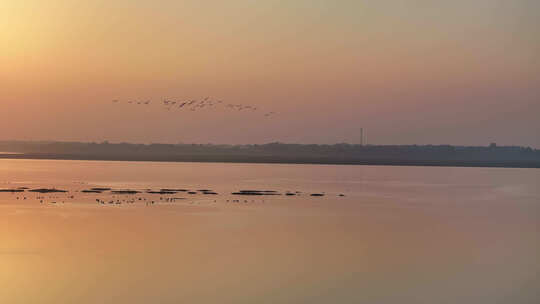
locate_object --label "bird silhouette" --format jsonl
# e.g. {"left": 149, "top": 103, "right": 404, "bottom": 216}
{"left": 110, "top": 96, "right": 277, "bottom": 117}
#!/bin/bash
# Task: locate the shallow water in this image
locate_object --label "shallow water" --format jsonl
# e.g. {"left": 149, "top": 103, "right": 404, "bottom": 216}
{"left": 1, "top": 159, "right": 539, "bottom": 303}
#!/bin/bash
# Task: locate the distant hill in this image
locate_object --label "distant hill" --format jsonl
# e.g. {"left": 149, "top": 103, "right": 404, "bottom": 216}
{"left": 0, "top": 141, "right": 539, "bottom": 168}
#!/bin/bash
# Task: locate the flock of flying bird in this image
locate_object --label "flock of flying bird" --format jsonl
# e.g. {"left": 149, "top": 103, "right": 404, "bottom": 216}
{"left": 111, "top": 97, "right": 277, "bottom": 117}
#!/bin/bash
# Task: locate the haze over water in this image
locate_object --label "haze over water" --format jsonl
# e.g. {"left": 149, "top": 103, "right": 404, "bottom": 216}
{"left": 1, "top": 159, "right": 538, "bottom": 303}
{"left": 2, "top": 0, "right": 539, "bottom": 302}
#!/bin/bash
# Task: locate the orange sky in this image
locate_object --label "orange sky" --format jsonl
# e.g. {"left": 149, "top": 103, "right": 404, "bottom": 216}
{"left": 1, "top": 1, "right": 539, "bottom": 146}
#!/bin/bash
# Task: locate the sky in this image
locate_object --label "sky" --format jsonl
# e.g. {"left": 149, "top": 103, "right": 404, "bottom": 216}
{"left": 1, "top": 0, "right": 539, "bottom": 146}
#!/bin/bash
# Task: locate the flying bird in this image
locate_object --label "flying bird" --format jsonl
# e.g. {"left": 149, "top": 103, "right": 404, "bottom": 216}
{"left": 110, "top": 96, "right": 277, "bottom": 118}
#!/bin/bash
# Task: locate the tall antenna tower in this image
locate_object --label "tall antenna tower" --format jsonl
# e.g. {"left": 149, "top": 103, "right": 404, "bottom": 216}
{"left": 360, "top": 128, "right": 364, "bottom": 146}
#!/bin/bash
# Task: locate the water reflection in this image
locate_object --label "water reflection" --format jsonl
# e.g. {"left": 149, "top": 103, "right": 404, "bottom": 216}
{"left": 0, "top": 159, "right": 538, "bottom": 303}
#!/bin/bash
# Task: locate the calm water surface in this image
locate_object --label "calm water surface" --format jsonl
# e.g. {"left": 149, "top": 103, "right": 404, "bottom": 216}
{"left": 1, "top": 159, "right": 539, "bottom": 303}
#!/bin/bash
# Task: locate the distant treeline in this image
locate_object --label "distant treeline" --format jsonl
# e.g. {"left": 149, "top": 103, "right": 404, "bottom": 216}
{"left": 1, "top": 141, "right": 539, "bottom": 168}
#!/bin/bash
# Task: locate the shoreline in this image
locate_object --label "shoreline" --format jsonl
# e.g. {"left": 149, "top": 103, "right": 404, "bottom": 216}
{"left": 1, "top": 153, "right": 539, "bottom": 169}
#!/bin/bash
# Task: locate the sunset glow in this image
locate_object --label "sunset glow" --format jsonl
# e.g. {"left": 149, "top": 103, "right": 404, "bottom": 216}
{"left": 1, "top": 3, "right": 540, "bottom": 303}
{"left": 1, "top": 1, "right": 538, "bottom": 145}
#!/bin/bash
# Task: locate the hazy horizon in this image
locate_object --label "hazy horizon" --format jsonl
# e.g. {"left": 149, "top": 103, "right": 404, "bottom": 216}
{"left": 1, "top": 138, "right": 539, "bottom": 149}
{"left": 3, "top": 3, "right": 539, "bottom": 303}
{"left": 2, "top": 1, "right": 539, "bottom": 147}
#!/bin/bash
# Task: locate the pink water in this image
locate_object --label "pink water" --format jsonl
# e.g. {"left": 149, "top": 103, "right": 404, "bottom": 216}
{"left": 1, "top": 159, "right": 539, "bottom": 303}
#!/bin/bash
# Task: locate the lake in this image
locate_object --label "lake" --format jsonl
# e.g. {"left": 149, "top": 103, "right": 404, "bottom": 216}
{"left": 1, "top": 159, "right": 539, "bottom": 303}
